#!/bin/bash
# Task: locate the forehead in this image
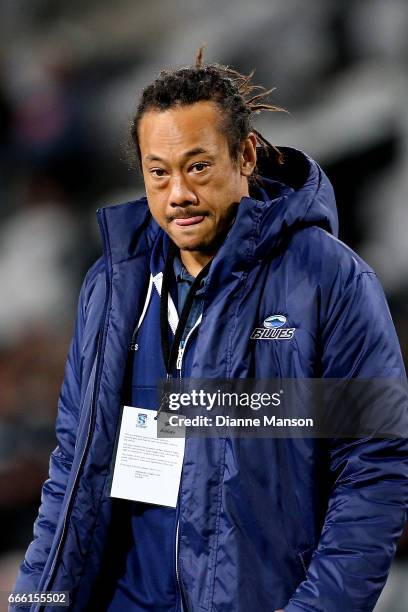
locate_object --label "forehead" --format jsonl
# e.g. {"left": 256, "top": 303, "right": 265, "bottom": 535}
{"left": 138, "top": 101, "right": 228, "bottom": 161}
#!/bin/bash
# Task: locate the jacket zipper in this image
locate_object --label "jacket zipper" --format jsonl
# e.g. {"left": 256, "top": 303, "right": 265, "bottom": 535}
{"left": 175, "top": 518, "right": 182, "bottom": 610}
{"left": 176, "top": 315, "right": 202, "bottom": 376}
{"left": 176, "top": 343, "right": 184, "bottom": 371}
{"left": 174, "top": 314, "right": 202, "bottom": 610}
{"left": 36, "top": 208, "right": 113, "bottom": 610}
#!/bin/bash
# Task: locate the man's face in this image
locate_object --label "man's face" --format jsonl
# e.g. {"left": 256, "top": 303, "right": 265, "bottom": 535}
{"left": 138, "top": 101, "right": 256, "bottom": 253}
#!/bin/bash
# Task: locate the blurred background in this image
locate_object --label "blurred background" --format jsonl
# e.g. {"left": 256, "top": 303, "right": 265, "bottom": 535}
{"left": 0, "top": 0, "right": 407, "bottom": 609}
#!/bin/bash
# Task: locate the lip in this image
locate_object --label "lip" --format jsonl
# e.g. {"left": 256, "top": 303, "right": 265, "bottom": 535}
{"left": 173, "top": 215, "right": 205, "bottom": 227}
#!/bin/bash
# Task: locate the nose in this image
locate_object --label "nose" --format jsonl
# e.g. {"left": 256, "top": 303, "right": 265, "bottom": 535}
{"left": 168, "top": 174, "right": 198, "bottom": 207}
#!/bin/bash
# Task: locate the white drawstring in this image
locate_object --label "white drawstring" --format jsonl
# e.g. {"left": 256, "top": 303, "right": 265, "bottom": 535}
{"left": 152, "top": 272, "right": 179, "bottom": 335}
{"left": 135, "top": 273, "right": 154, "bottom": 332}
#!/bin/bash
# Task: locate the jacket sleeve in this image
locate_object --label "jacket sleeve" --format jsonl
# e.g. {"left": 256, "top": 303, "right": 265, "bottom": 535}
{"left": 12, "top": 265, "right": 96, "bottom": 595}
{"left": 285, "top": 272, "right": 408, "bottom": 612}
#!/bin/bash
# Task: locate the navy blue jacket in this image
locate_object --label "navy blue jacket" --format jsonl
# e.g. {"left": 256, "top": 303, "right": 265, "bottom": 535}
{"left": 14, "top": 147, "right": 408, "bottom": 611}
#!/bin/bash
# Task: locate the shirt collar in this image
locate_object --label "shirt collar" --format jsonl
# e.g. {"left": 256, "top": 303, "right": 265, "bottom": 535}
{"left": 173, "top": 254, "right": 208, "bottom": 293}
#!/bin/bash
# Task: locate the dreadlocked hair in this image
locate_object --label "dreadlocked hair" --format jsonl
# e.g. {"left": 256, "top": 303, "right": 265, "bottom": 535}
{"left": 129, "top": 46, "right": 286, "bottom": 174}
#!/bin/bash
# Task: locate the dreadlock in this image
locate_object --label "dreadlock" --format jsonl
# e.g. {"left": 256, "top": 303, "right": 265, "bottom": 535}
{"left": 129, "top": 46, "right": 286, "bottom": 173}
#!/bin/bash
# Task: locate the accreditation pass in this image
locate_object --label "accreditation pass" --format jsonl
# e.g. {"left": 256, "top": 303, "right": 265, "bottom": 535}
{"left": 110, "top": 406, "right": 185, "bottom": 508}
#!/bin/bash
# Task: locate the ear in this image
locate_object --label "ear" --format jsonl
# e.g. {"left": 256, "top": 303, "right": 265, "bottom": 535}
{"left": 240, "top": 132, "right": 257, "bottom": 177}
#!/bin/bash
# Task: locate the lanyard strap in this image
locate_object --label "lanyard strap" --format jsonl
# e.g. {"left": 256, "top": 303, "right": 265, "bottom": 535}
{"left": 160, "top": 242, "right": 212, "bottom": 376}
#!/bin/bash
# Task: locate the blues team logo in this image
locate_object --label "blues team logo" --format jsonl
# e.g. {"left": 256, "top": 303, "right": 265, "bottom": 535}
{"left": 250, "top": 314, "right": 295, "bottom": 340}
{"left": 136, "top": 413, "right": 148, "bottom": 427}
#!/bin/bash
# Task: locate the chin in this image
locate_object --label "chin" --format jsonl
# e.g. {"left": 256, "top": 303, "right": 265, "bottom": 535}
{"left": 169, "top": 232, "right": 206, "bottom": 252}
{"left": 177, "top": 242, "right": 205, "bottom": 252}
{"left": 175, "top": 237, "right": 210, "bottom": 252}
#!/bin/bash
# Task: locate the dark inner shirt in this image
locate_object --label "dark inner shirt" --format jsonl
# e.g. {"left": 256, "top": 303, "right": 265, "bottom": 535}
{"left": 173, "top": 254, "right": 207, "bottom": 342}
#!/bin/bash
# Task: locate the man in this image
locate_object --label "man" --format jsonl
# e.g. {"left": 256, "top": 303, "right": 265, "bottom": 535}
{"left": 13, "top": 54, "right": 408, "bottom": 612}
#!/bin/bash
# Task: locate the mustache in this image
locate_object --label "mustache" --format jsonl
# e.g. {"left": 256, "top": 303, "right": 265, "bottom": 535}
{"left": 166, "top": 209, "right": 209, "bottom": 222}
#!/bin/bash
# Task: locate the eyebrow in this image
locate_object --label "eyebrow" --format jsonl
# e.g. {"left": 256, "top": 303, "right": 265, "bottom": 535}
{"left": 145, "top": 147, "right": 211, "bottom": 163}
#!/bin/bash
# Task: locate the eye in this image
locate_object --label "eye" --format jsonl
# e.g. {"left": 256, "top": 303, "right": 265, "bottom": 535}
{"left": 149, "top": 168, "right": 167, "bottom": 178}
{"left": 190, "top": 162, "right": 210, "bottom": 173}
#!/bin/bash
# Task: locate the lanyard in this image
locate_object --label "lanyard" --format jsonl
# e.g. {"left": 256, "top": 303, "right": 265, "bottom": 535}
{"left": 160, "top": 241, "right": 212, "bottom": 378}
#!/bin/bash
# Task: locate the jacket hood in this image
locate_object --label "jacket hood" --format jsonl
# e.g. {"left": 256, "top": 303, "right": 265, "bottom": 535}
{"left": 100, "top": 146, "right": 338, "bottom": 269}
{"left": 236, "top": 145, "right": 338, "bottom": 263}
